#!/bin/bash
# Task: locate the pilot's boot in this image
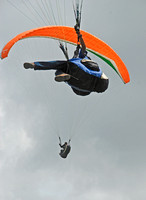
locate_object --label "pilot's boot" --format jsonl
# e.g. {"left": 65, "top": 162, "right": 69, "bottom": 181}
{"left": 55, "top": 73, "right": 71, "bottom": 82}
{"left": 23, "top": 62, "right": 35, "bottom": 69}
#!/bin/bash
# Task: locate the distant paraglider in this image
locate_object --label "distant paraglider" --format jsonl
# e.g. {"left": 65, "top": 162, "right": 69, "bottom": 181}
{"left": 59, "top": 137, "right": 71, "bottom": 159}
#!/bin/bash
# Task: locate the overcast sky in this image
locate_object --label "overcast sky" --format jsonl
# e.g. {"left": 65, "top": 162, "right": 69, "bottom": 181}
{"left": 0, "top": 0, "right": 146, "bottom": 200}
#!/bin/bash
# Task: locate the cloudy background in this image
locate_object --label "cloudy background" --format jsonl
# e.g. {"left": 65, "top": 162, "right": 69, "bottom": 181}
{"left": 0, "top": 0, "right": 146, "bottom": 200}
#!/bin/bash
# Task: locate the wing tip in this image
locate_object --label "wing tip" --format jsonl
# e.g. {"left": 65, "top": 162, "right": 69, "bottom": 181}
{"left": 123, "top": 76, "right": 130, "bottom": 84}
{"left": 0, "top": 52, "right": 6, "bottom": 60}
{"left": 0, "top": 52, "right": 3, "bottom": 60}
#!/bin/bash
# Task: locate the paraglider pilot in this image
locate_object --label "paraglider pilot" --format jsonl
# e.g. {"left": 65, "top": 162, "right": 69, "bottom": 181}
{"left": 24, "top": 26, "right": 109, "bottom": 96}
{"left": 59, "top": 138, "right": 71, "bottom": 159}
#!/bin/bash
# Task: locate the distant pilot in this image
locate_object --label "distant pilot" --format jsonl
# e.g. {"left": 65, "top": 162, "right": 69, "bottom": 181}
{"left": 59, "top": 140, "right": 71, "bottom": 159}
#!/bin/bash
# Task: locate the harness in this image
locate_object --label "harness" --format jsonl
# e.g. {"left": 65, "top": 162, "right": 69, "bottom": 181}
{"left": 69, "top": 57, "right": 102, "bottom": 78}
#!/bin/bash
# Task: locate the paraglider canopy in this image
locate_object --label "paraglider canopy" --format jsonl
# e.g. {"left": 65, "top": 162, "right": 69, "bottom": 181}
{"left": 0, "top": 26, "right": 130, "bottom": 84}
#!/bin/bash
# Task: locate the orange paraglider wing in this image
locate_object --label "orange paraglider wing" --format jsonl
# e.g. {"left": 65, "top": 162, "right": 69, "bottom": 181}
{"left": 0, "top": 26, "right": 130, "bottom": 83}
